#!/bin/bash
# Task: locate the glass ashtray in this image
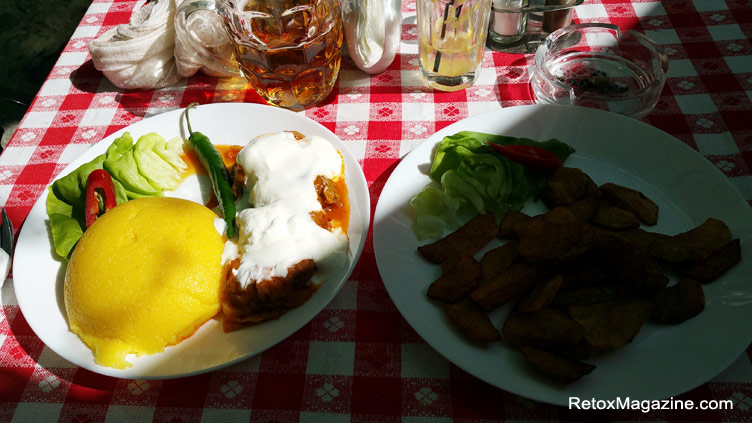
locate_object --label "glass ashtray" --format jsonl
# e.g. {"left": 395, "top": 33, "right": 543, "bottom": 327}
{"left": 531, "top": 23, "right": 669, "bottom": 119}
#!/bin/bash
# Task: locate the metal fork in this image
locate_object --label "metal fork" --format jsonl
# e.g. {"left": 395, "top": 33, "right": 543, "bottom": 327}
{"left": 1, "top": 207, "right": 13, "bottom": 282}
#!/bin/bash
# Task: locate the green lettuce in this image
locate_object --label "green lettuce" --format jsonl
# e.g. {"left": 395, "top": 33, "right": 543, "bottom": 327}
{"left": 47, "top": 132, "right": 187, "bottom": 259}
{"left": 134, "top": 133, "right": 187, "bottom": 191}
{"left": 411, "top": 131, "right": 575, "bottom": 240}
{"left": 104, "top": 133, "right": 162, "bottom": 196}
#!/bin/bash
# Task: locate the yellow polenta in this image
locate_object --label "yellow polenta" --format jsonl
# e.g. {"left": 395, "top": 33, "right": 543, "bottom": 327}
{"left": 64, "top": 197, "right": 224, "bottom": 369}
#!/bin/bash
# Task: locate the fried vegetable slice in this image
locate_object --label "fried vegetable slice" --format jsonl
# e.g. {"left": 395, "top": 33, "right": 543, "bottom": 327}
{"left": 518, "top": 220, "right": 595, "bottom": 265}
{"left": 600, "top": 227, "right": 659, "bottom": 256}
{"left": 652, "top": 279, "right": 705, "bottom": 324}
{"left": 592, "top": 201, "right": 640, "bottom": 229}
{"left": 517, "top": 275, "right": 563, "bottom": 313}
{"left": 446, "top": 298, "right": 502, "bottom": 342}
{"left": 543, "top": 207, "right": 579, "bottom": 224}
{"left": 479, "top": 241, "right": 519, "bottom": 284}
{"left": 521, "top": 346, "right": 595, "bottom": 384}
{"left": 650, "top": 218, "right": 731, "bottom": 263}
{"left": 559, "top": 258, "right": 608, "bottom": 289}
{"left": 547, "top": 341, "right": 595, "bottom": 361}
{"left": 497, "top": 211, "right": 530, "bottom": 239}
{"left": 471, "top": 262, "right": 551, "bottom": 310}
{"left": 540, "top": 167, "right": 600, "bottom": 207}
{"left": 502, "top": 308, "right": 584, "bottom": 348}
{"left": 564, "top": 197, "right": 600, "bottom": 222}
{"left": 567, "top": 298, "right": 653, "bottom": 350}
{"left": 552, "top": 283, "right": 632, "bottom": 308}
{"left": 676, "top": 238, "right": 741, "bottom": 283}
{"left": 417, "top": 213, "right": 498, "bottom": 264}
{"left": 427, "top": 256, "right": 481, "bottom": 303}
{"left": 592, "top": 231, "right": 668, "bottom": 298}
{"left": 599, "top": 182, "right": 659, "bottom": 226}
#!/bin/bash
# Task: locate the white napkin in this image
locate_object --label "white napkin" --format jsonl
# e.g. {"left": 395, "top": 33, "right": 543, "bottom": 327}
{"left": 89, "top": 0, "right": 181, "bottom": 90}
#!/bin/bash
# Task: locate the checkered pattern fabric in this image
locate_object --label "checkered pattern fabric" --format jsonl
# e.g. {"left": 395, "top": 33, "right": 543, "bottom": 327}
{"left": 1, "top": 0, "right": 751, "bottom": 421}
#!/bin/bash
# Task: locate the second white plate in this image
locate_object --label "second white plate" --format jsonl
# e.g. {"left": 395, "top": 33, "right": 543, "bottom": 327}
{"left": 373, "top": 104, "right": 752, "bottom": 405}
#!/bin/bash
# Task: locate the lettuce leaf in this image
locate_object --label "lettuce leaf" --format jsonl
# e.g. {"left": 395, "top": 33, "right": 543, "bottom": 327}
{"left": 47, "top": 132, "right": 187, "bottom": 259}
{"left": 134, "top": 133, "right": 187, "bottom": 191}
{"left": 411, "top": 132, "right": 575, "bottom": 240}
{"left": 104, "top": 133, "right": 162, "bottom": 196}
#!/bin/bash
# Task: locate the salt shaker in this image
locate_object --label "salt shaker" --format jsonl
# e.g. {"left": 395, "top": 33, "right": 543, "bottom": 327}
{"left": 487, "top": 0, "right": 528, "bottom": 47}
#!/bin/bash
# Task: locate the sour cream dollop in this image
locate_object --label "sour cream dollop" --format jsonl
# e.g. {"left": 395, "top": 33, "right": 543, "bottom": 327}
{"left": 232, "top": 132, "right": 349, "bottom": 288}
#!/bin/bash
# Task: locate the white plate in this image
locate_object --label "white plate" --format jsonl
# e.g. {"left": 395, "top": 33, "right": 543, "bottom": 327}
{"left": 13, "top": 103, "right": 370, "bottom": 379}
{"left": 373, "top": 104, "right": 752, "bottom": 405}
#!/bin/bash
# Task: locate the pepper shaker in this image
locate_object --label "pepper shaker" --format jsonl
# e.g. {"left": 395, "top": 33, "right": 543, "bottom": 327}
{"left": 542, "top": 0, "right": 574, "bottom": 33}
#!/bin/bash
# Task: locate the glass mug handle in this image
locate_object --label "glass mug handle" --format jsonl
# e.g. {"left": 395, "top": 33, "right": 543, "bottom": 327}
{"left": 174, "top": 0, "right": 241, "bottom": 77}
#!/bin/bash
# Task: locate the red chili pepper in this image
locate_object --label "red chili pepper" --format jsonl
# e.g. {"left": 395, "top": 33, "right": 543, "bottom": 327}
{"left": 85, "top": 169, "right": 117, "bottom": 228}
{"left": 488, "top": 143, "right": 563, "bottom": 174}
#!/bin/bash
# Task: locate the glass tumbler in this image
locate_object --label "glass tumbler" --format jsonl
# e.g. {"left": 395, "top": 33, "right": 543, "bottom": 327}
{"left": 416, "top": 0, "right": 493, "bottom": 92}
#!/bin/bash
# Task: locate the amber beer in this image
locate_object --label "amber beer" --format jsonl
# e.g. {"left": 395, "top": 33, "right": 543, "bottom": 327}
{"left": 231, "top": 0, "right": 343, "bottom": 111}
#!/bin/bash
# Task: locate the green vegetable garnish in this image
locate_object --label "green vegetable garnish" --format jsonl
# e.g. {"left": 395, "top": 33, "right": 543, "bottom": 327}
{"left": 410, "top": 131, "right": 575, "bottom": 240}
{"left": 184, "top": 102, "right": 236, "bottom": 238}
{"left": 47, "top": 132, "right": 188, "bottom": 259}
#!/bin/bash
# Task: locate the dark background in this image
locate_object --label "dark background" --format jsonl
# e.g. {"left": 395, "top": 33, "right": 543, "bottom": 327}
{"left": 0, "top": 0, "right": 91, "bottom": 150}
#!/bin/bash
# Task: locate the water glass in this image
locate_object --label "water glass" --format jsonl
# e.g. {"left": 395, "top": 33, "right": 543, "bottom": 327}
{"left": 416, "top": 0, "right": 493, "bottom": 92}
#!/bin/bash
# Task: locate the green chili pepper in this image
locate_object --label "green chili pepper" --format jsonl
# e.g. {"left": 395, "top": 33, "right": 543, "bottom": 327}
{"left": 184, "top": 102, "right": 236, "bottom": 238}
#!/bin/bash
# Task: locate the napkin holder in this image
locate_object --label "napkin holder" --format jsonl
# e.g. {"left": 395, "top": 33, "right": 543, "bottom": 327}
{"left": 342, "top": 0, "right": 402, "bottom": 74}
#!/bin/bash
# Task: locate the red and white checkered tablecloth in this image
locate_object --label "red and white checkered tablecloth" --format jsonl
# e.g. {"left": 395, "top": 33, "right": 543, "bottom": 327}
{"left": 2, "top": 0, "right": 751, "bottom": 421}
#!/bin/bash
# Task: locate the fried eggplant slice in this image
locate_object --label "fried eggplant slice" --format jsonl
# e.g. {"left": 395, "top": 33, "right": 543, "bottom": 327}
{"left": 564, "top": 197, "right": 600, "bottom": 222}
{"left": 418, "top": 213, "right": 498, "bottom": 264}
{"left": 600, "top": 227, "right": 660, "bottom": 256}
{"left": 592, "top": 231, "right": 668, "bottom": 298}
{"left": 446, "top": 298, "right": 502, "bottom": 342}
{"left": 650, "top": 218, "right": 731, "bottom": 263}
{"left": 479, "top": 241, "right": 519, "bottom": 284}
{"left": 521, "top": 346, "right": 595, "bottom": 384}
{"left": 518, "top": 219, "right": 595, "bottom": 265}
{"left": 676, "top": 238, "right": 741, "bottom": 283}
{"left": 517, "top": 275, "right": 563, "bottom": 313}
{"left": 652, "top": 279, "right": 705, "bottom": 324}
{"left": 559, "top": 258, "right": 608, "bottom": 289}
{"left": 543, "top": 207, "right": 579, "bottom": 224}
{"left": 546, "top": 341, "right": 595, "bottom": 361}
{"left": 498, "top": 211, "right": 530, "bottom": 239}
{"left": 471, "top": 262, "right": 551, "bottom": 310}
{"left": 427, "top": 256, "right": 481, "bottom": 303}
{"left": 552, "top": 283, "right": 632, "bottom": 308}
{"left": 503, "top": 308, "right": 584, "bottom": 348}
{"left": 592, "top": 201, "right": 640, "bottom": 229}
{"left": 599, "top": 182, "right": 659, "bottom": 226}
{"left": 567, "top": 298, "right": 653, "bottom": 350}
{"left": 540, "top": 167, "right": 600, "bottom": 207}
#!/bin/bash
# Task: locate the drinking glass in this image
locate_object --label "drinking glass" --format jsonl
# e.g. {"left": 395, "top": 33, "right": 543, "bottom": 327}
{"left": 416, "top": 0, "right": 493, "bottom": 92}
{"left": 176, "top": 0, "right": 343, "bottom": 111}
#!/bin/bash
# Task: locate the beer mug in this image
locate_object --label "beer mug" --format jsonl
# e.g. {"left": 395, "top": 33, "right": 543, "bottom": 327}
{"left": 175, "top": 0, "right": 343, "bottom": 111}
